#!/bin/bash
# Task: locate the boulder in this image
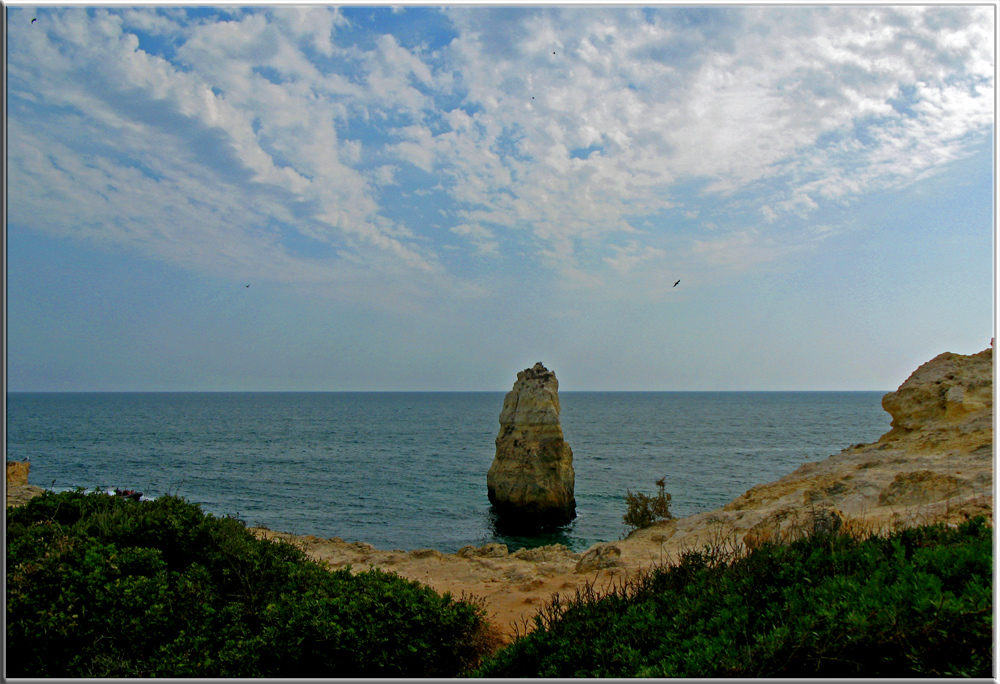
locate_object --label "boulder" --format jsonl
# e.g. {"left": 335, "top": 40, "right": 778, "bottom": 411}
{"left": 6, "top": 459, "right": 44, "bottom": 509}
{"left": 487, "top": 362, "right": 576, "bottom": 529}
{"left": 575, "top": 543, "right": 623, "bottom": 573}
{"left": 512, "top": 544, "right": 580, "bottom": 563}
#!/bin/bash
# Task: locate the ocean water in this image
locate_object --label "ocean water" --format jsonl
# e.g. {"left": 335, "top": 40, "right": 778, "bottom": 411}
{"left": 5, "top": 392, "right": 890, "bottom": 553}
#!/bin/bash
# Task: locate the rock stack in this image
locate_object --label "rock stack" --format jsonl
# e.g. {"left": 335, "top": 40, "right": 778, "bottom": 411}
{"left": 487, "top": 362, "right": 576, "bottom": 530}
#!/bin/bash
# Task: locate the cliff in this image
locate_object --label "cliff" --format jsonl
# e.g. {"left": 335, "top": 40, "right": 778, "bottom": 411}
{"left": 618, "top": 347, "right": 993, "bottom": 561}
{"left": 880, "top": 348, "right": 993, "bottom": 448}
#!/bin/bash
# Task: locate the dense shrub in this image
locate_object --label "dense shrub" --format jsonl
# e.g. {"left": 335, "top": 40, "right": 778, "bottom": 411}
{"left": 474, "top": 517, "right": 993, "bottom": 677}
{"left": 6, "top": 490, "right": 493, "bottom": 677}
{"left": 622, "top": 478, "right": 673, "bottom": 533}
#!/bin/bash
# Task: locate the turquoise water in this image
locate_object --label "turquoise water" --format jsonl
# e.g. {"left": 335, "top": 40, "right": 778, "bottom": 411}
{"left": 5, "top": 391, "right": 889, "bottom": 552}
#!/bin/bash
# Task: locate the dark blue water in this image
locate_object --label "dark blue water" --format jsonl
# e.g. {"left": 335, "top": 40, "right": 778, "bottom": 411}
{"left": 5, "top": 392, "right": 889, "bottom": 553}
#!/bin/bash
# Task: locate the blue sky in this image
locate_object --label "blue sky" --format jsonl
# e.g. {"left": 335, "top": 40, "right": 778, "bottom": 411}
{"left": 5, "top": 5, "right": 995, "bottom": 391}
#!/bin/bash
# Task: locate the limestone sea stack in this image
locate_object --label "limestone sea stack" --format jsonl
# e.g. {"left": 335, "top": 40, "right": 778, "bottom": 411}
{"left": 487, "top": 362, "right": 576, "bottom": 530}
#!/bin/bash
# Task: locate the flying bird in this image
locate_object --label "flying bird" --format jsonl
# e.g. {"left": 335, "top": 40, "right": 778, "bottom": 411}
{"left": 245, "top": 284, "right": 250, "bottom": 288}
{"left": 31, "top": 17, "right": 36, "bottom": 23}
{"left": 673, "top": 279, "right": 681, "bottom": 287}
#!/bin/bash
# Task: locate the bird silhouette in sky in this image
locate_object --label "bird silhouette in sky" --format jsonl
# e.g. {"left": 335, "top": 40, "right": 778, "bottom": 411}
{"left": 31, "top": 17, "right": 36, "bottom": 23}
{"left": 673, "top": 279, "right": 681, "bottom": 287}
{"left": 245, "top": 284, "right": 250, "bottom": 288}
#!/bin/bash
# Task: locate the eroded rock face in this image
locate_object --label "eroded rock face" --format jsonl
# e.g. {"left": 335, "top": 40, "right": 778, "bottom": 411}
{"left": 708, "top": 347, "right": 993, "bottom": 545}
{"left": 880, "top": 348, "right": 993, "bottom": 448}
{"left": 487, "top": 362, "right": 576, "bottom": 529}
{"left": 7, "top": 460, "right": 29, "bottom": 486}
{"left": 878, "top": 470, "right": 963, "bottom": 506}
{"left": 6, "top": 460, "right": 45, "bottom": 508}
{"left": 457, "top": 543, "right": 510, "bottom": 559}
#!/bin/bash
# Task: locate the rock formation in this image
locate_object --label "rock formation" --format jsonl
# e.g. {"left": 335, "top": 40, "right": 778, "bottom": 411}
{"left": 6, "top": 459, "right": 45, "bottom": 508}
{"left": 691, "top": 346, "right": 993, "bottom": 547}
{"left": 487, "top": 362, "right": 576, "bottom": 529}
{"left": 575, "top": 543, "right": 624, "bottom": 572}
{"left": 7, "top": 460, "right": 30, "bottom": 486}
{"left": 251, "top": 347, "right": 993, "bottom": 643}
{"left": 879, "top": 348, "right": 993, "bottom": 449}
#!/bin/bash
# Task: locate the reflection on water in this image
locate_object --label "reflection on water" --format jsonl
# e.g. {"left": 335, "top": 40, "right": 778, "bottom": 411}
{"left": 486, "top": 509, "right": 583, "bottom": 551}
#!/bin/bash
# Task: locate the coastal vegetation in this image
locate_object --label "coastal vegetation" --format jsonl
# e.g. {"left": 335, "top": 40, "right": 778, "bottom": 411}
{"left": 6, "top": 490, "right": 497, "bottom": 677}
{"left": 622, "top": 477, "right": 673, "bottom": 533}
{"left": 473, "top": 515, "right": 993, "bottom": 677}
{"left": 6, "top": 490, "right": 992, "bottom": 678}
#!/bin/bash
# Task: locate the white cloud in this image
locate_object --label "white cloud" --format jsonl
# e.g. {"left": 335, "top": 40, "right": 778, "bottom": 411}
{"left": 604, "top": 241, "right": 667, "bottom": 275}
{"left": 120, "top": 8, "right": 181, "bottom": 35}
{"left": 6, "top": 5, "right": 993, "bottom": 299}
{"left": 775, "top": 192, "right": 820, "bottom": 218}
{"left": 270, "top": 6, "right": 346, "bottom": 57}
{"left": 392, "top": 124, "right": 437, "bottom": 172}
{"left": 450, "top": 223, "right": 499, "bottom": 256}
{"left": 371, "top": 164, "right": 400, "bottom": 186}
{"left": 9, "top": 7, "right": 451, "bottom": 284}
{"left": 437, "top": 5, "right": 990, "bottom": 277}
{"left": 692, "top": 229, "right": 806, "bottom": 270}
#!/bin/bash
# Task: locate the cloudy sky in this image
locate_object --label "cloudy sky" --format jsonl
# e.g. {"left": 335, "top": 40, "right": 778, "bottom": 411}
{"left": 6, "top": 4, "right": 995, "bottom": 392}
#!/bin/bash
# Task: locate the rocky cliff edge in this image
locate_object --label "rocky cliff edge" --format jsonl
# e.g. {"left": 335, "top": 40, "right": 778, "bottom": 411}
{"left": 618, "top": 347, "right": 993, "bottom": 566}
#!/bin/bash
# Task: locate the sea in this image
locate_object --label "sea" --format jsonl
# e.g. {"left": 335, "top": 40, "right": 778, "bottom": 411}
{"left": 5, "top": 392, "right": 890, "bottom": 553}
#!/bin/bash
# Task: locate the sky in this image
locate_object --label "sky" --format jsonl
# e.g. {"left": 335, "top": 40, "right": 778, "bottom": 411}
{"left": 5, "top": 4, "right": 996, "bottom": 392}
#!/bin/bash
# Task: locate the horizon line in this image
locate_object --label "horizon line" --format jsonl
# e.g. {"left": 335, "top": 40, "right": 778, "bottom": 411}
{"left": 6, "top": 388, "right": 893, "bottom": 394}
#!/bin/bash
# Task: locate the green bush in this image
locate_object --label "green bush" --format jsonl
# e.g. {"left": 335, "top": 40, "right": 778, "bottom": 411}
{"left": 6, "top": 490, "right": 492, "bottom": 677}
{"left": 622, "top": 478, "right": 673, "bottom": 533}
{"left": 474, "top": 517, "right": 993, "bottom": 677}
